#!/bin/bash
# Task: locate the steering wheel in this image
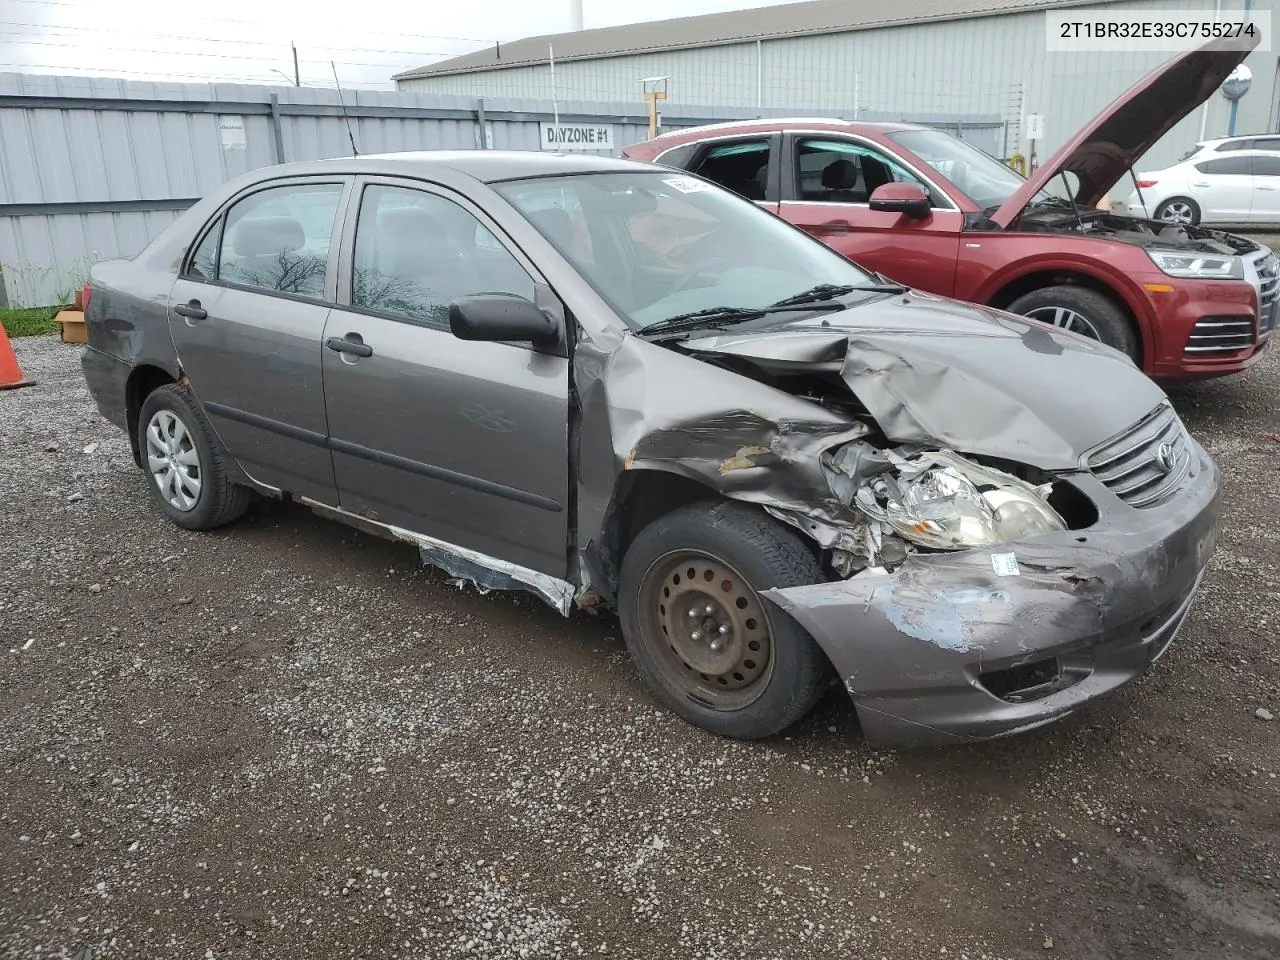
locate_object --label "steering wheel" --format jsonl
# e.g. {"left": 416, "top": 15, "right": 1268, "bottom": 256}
{"left": 671, "top": 257, "right": 731, "bottom": 294}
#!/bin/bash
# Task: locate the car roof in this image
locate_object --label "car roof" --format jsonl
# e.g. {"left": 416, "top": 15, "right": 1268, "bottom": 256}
{"left": 642, "top": 118, "right": 929, "bottom": 144}
{"left": 258, "top": 150, "right": 647, "bottom": 184}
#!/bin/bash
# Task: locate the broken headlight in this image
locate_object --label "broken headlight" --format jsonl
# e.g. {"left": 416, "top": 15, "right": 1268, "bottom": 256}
{"left": 824, "top": 446, "right": 1066, "bottom": 550}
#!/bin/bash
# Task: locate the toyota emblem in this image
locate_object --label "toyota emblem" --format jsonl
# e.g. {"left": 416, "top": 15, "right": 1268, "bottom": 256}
{"left": 1154, "top": 442, "right": 1175, "bottom": 473}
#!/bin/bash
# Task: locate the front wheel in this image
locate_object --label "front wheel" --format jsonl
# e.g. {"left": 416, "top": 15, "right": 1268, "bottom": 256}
{"left": 1008, "top": 285, "right": 1139, "bottom": 360}
{"left": 617, "top": 501, "right": 832, "bottom": 739}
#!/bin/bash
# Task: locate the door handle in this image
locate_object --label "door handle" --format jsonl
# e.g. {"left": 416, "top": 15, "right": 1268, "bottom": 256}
{"left": 1257, "top": 185, "right": 1276, "bottom": 191}
{"left": 1191, "top": 181, "right": 1210, "bottom": 187}
{"left": 173, "top": 300, "right": 207, "bottom": 321}
{"left": 326, "top": 334, "right": 373, "bottom": 358}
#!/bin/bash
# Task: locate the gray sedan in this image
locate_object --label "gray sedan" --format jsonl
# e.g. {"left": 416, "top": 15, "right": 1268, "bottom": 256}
{"left": 80, "top": 151, "right": 1221, "bottom": 747}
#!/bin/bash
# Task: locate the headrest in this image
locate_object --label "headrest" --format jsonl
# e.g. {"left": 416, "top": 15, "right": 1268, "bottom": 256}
{"left": 377, "top": 205, "right": 450, "bottom": 247}
{"left": 821, "top": 158, "right": 860, "bottom": 190}
{"left": 231, "top": 216, "right": 305, "bottom": 257}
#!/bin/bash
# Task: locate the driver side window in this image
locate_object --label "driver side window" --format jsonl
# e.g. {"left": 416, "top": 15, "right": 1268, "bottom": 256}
{"left": 796, "top": 139, "right": 932, "bottom": 205}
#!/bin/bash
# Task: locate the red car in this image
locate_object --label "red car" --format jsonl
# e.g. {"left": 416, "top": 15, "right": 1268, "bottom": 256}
{"left": 624, "top": 39, "right": 1273, "bottom": 381}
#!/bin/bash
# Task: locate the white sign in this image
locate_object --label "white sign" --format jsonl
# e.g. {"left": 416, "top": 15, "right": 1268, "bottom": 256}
{"left": 1026, "top": 114, "right": 1045, "bottom": 142}
{"left": 219, "top": 115, "right": 247, "bottom": 150}
{"left": 539, "top": 122, "right": 616, "bottom": 152}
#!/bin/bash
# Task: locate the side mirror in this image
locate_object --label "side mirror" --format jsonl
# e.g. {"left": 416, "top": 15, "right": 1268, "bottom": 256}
{"left": 449, "top": 294, "right": 560, "bottom": 347}
{"left": 868, "top": 182, "right": 932, "bottom": 219}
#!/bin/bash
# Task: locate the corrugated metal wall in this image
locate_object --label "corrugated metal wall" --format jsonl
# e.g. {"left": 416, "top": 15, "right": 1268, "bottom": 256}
{"left": 0, "top": 72, "right": 999, "bottom": 306}
{"left": 400, "top": 0, "right": 1274, "bottom": 179}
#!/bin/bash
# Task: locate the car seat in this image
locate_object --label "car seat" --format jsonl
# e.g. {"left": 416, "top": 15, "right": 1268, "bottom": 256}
{"left": 228, "top": 216, "right": 312, "bottom": 292}
{"left": 820, "top": 159, "right": 864, "bottom": 202}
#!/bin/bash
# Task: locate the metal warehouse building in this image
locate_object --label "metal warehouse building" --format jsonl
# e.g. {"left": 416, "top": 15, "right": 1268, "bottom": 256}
{"left": 394, "top": 0, "right": 1276, "bottom": 174}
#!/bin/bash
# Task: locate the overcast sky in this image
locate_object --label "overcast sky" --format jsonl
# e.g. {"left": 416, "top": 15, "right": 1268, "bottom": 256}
{"left": 0, "top": 0, "right": 790, "bottom": 88}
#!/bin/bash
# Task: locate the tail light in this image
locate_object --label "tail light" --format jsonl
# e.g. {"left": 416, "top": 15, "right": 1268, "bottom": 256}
{"left": 1136, "top": 180, "right": 1158, "bottom": 189}
{"left": 81, "top": 282, "right": 92, "bottom": 314}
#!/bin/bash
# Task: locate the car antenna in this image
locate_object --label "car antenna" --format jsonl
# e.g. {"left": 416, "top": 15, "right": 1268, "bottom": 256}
{"left": 1128, "top": 166, "right": 1149, "bottom": 219}
{"left": 1060, "top": 170, "right": 1084, "bottom": 229}
{"left": 331, "top": 61, "right": 360, "bottom": 157}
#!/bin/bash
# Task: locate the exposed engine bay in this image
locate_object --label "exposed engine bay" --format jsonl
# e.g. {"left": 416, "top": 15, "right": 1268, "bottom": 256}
{"left": 1019, "top": 208, "right": 1259, "bottom": 256}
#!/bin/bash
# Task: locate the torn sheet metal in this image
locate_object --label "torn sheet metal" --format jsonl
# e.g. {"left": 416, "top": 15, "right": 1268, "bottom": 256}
{"left": 678, "top": 291, "right": 1167, "bottom": 470}
{"left": 762, "top": 468, "right": 1221, "bottom": 747}
{"left": 414, "top": 535, "right": 574, "bottom": 616}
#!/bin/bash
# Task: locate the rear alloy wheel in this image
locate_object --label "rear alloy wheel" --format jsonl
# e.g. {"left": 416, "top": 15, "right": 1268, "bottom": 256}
{"left": 136, "top": 384, "right": 252, "bottom": 530}
{"left": 618, "top": 501, "right": 831, "bottom": 739}
{"left": 1155, "top": 197, "right": 1200, "bottom": 226}
{"left": 1008, "top": 285, "right": 1139, "bottom": 360}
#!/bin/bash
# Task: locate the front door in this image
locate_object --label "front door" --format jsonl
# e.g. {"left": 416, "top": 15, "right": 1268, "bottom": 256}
{"left": 167, "top": 178, "right": 349, "bottom": 503}
{"left": 777, "top": 135, "right": 963, "bottom": 295}
{"left": 1249, "top": 154, "right": 1280, "bottom": 221}
{"left": 1191, "top": 154, "right": 1255, "bottom": 220}
{"left": 321, "top": 180, "right": 571, "bottom": 578}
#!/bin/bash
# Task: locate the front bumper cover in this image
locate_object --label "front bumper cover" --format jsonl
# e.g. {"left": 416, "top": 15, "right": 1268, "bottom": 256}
{"left": 764, "top": 448, "right": 1222, "bottom": 748}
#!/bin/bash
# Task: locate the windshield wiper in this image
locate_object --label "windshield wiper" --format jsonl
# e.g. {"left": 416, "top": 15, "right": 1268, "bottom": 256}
{"left": 638, "top": 301, "right": 844, "bottom": 338}
{"left": 771, "top": 281, "right": 906, "bottom": 308}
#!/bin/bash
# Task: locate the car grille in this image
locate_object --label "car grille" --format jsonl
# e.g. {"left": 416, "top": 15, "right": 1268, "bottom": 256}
{"left": 1183, "top": 316, "right": 1255, "bottom": 355}
{"left": 1257, "top": 254, "right": 1278, "bottom": 337}
{"left": 1085, "top": 402, "right": 1192, "bottom": 508}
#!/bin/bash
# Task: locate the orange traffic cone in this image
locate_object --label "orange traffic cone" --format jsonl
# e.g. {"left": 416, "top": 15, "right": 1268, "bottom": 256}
{"left": 0, "top": 322, "right": 33, "bottom": 390}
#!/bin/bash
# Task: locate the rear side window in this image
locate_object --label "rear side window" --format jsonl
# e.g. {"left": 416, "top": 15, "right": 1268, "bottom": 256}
{"left": 691, "top": 139, "right": 771, "bottom": 200}
{"left": 1253, "top": 155, "right": 1280, "bottom": 177}
{"left": 215, "top": 183, "right": 344, "bottom": 298}
{"left": 1196, "top": 156, "right": 1253, "bottom": 175}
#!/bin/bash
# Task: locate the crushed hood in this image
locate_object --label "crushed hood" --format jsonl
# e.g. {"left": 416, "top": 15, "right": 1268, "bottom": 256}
{"left": 677, "top": 290, "right": 1167, "bottom": 470}
{"left": 991, "top": 35, "right": 1258, "bottom": 228}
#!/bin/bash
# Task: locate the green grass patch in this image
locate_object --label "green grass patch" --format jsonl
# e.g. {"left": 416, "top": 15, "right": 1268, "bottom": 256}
{"left": 0, "top": 306, "right": 60, "bottom": 338}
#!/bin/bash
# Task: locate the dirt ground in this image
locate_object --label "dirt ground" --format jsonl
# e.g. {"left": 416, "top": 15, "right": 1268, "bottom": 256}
{"left": 1, "top": 330, "right": 1277, "bottom": 960}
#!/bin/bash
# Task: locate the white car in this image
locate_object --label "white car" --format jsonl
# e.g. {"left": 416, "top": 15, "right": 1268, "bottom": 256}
{"left": 1177, "top": 134, "right": 1280, "bottom": 163}
{"left": 1113, "top": 146, "right": 1280, "bottom": 225}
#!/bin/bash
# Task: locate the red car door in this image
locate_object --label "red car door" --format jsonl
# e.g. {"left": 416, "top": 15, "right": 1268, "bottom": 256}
{"left": 778, "top": 134, "right": 962, "bottom": 295}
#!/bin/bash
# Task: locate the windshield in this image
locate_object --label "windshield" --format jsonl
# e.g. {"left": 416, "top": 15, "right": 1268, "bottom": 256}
{"left": 889, "top": 129, "right": 1042, "bottom": 210}
{"left": 495, "top": 172, "right": 876, "bottom": 329}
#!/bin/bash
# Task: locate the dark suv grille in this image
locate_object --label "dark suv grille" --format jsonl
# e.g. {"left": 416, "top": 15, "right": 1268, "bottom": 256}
{"left": 1184, "top": 316, "right": 1255, "bottom": 355}
{"left": 1258, "top": 255, "right": 1278, "bottom": 336}
{"left": 1085, "top": 403, "right": 1192, "bottom": 508}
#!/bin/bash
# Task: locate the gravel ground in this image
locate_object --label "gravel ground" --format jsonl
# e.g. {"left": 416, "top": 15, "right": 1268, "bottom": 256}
{"left": 1, "top": 333, "right": 1278, "bottom": 960}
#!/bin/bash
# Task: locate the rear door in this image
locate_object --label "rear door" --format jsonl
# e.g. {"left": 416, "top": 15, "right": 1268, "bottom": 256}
{"left": 674, "top": 135, "right": 781, "bottom": 213}
{"left": 777, "top": 134, "right": 962, "bottom": 294}
{"left": 167, "top": 177, "right": 350, "bottom": 503}
{"left": 321, "top": 178, "right": 570, "bottom": 578}
{"left": 1190, "top": 155, "right": 1254, "bottom": 220}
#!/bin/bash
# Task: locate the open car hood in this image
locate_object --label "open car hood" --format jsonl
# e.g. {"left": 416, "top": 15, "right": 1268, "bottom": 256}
{"left": 990, "top": 35, "right": 1258, "bottom": 229}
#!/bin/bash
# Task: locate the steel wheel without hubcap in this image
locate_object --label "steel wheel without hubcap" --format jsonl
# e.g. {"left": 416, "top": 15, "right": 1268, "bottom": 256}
{"left": 145, "top": 409, "right": 202, "bottom": 512}
{"left": 636, "top": 549, "right": 774, "bottom": 711}
{"left": 1023, "top": 305, "right": 1103, "bottom": 340}
{"left": 1159, "top": 201, "right": 1195, "bottom": 225}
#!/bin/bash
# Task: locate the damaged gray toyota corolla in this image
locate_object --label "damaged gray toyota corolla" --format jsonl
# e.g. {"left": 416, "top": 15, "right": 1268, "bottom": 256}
{"left": 80, "top": 152, "right": 1221, "bottom": 748}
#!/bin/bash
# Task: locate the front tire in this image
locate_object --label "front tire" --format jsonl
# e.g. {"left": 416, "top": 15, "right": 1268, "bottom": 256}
{"left": 617, "top": 501, "right": 832, "bottom": 739}
{"left": 137, "top": 384, "right": 251, "bottom": 530}
{"left": 1155, "top": 196, "right": 1200, "bottom": 226}
{"left": 1008, "top": 285, "right": 1139, "bottom": 360}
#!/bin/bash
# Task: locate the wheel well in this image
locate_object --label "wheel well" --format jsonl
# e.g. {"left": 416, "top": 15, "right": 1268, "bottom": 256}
{"left": 988, "top": 270, "right": 1144, "bottom": 366}
{"left": 125, "top": 364, "right": 176, "bottom": 464}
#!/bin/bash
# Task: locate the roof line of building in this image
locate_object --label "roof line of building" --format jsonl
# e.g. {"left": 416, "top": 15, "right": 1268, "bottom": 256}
{"left": 394, "top": 0, "right": 1127, "bottom": 81}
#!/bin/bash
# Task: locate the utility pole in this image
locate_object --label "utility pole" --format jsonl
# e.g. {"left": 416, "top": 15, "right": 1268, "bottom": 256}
{"left": 292, "top": 42, "right": 300, "bottom": 87}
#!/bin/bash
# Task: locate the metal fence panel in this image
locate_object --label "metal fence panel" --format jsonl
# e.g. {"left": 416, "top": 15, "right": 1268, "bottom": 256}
{"left": 0, "top": 71, "right": 1000, "bottom": 306}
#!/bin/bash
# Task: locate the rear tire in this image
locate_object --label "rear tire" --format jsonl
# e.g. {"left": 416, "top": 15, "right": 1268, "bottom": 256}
{"left": 617, "top": 500, "right": 832, "bottom": 739}
{"left": 1154, "top": 196, "right": 1200, "bottom": 226}
{"left": 1008, "top": 285, "right": 1139, "bottom": 360}
{"left": 137, "top": 384, "right": 252, "bottom": 530}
